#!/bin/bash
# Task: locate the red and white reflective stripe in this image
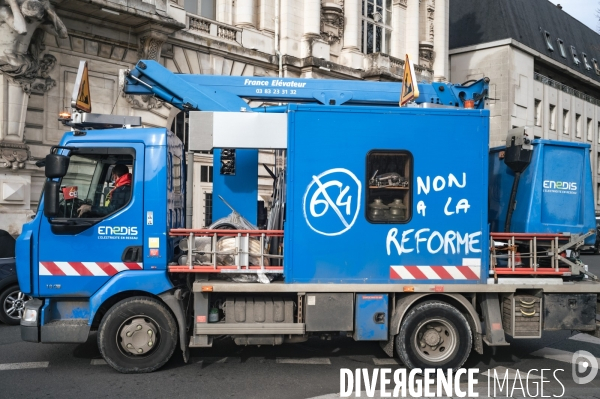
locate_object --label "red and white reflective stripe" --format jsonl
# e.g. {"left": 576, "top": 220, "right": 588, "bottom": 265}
{"left": 390, "top": 265, "right": 480, "bottom": 280}
{"left": 39, "top": 262, "right": 143, "bottom": 276}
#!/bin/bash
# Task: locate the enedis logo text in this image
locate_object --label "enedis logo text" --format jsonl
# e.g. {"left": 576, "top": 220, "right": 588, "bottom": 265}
{"left": 542, "top": 180, "right": 577, "bottom": 191}
{"left": 98, "top": 226, "right": 138, "bottom": 240}
{"left": 542, "top": 180, "right": 577, "bottom": 194}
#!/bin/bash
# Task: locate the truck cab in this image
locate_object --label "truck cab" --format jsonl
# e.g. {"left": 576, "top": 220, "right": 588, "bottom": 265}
{"left": 17, "top": 127, "right": 185, "bottom": 346}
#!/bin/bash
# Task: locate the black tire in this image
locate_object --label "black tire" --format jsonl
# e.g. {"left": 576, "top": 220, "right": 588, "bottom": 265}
{"left": 396, "top": 300, "right": 472, "bottom": 371}
{"left": 0, "top": 284, "right": 29, "bottom": 325}
{"left": 98, "top": 296, "right": 178, "bottom": 373}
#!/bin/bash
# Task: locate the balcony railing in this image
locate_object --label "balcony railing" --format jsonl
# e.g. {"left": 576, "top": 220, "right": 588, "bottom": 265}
{"left": 534, "top": 72, "right": 600, "bottom": 106}
{"left": 186, "top": 13, "right": 242, "bottom": 43}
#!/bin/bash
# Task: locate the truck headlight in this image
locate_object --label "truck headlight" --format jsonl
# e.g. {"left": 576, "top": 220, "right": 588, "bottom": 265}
{"left": 23, "top": 308, "right": 37, "bottom": 322}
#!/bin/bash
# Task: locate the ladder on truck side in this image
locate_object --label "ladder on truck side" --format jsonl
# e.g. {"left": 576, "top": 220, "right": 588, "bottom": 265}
{"left": 489, "top": 230, "right": 598, "bottom": 280}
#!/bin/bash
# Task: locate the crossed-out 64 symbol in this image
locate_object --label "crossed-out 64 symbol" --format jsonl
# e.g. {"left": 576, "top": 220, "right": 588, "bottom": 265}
{"left": 302, "top": 168, "right": 362, "bottom": 236}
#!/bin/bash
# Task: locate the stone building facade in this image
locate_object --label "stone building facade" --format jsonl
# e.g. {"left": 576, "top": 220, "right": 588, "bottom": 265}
{"left": 0, "top": 0, "right": 450, "bottom": 235}
{"left": 449, "top": 0, "right": 600, "bottom": 212}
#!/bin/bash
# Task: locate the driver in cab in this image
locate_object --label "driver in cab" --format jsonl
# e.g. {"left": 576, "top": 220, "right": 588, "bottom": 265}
{"left": 77, "top": 164, "right": 132, "bottom": 217}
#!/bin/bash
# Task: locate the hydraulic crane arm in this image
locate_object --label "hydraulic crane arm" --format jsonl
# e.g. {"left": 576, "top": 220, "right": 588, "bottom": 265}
{"left": 124, "top": 60, "right": 489, "bottom": 112}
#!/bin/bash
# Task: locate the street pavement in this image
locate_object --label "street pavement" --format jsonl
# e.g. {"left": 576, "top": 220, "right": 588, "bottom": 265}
{"left": 0, "top": 256, "right": 599, "bottom": 399}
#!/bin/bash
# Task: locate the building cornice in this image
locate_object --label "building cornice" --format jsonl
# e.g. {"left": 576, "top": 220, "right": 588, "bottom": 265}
{"left": 450, "top": 38, "right": 600, "bottom": 90}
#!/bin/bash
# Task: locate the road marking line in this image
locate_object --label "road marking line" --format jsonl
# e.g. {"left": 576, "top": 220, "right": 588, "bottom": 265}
{"left": 276, "top": 358, "right": 331, "bottom": 365}
{"left": 530, "top": 347, "right": 600, "bottom": 369}
{"left": 372, "top": 358, "right": 399, "bottom": 365}
{"left": 481, "top": 366, "right": 541, "bottom": 379}
{"left": 0, "top": 362, "right": 49, "bottom": 371}
{"left": 90, "top": 359, "right": 107, "bottom": 366}
{"left": 569, "top": 333, "right": 600, "bottom": 345}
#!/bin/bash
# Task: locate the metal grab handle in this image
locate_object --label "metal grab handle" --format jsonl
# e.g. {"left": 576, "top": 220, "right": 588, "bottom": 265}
{"left": 520, "top": 309, "right": 536, "bottom": 317}
{"left": 519, "top": 299, "right": 536, "bottom": 306}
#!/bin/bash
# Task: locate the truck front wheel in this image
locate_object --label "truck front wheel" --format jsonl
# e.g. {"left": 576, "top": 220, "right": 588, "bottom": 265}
{"left": 98, "top": 297, "right": 178, "bottom": 373}
{"left": 395, "top": 300, "right": 472, "bottom": 371}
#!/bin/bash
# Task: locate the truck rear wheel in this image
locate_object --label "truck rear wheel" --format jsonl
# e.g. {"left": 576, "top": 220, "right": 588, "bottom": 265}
{"left": 98, "top": 297, "right": 178, "bottom": 373}
{"left": 395, "top": 300, "right": 472, "bottom": 371}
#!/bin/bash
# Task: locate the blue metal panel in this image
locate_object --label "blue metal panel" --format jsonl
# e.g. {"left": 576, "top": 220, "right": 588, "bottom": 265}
{"left": 213, "top": 149, "right": 259, "bottom": 224}
{"left": 88, "top": 270, "right": 173, "bottom": 325}
{"left": 144, "top": 142, "right": 170, "bottom": 269}
{"left": 489, "top": 140, "right": 595, "bottom": 244}
{"left": 15, "top": 229, "right": 32, "bottom": 294}
{"left": 284, "top": 105, "right": 490, "bottom": 284}
{"left": 355, "top": 294, "right": 388, "bottom": 340}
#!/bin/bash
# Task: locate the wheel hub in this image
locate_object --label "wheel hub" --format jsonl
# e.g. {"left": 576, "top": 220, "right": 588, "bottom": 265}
{"left": 4, "top": 291, "right": 28, "bottom": 320}
{"left": 414, "top": 319, "right": 457, "bottom": 363}
{"left": 423, "top": 328, "right": 442, "bottom": 347}
{"left": 119, "top": 317, "right": 158, "bottom": 355}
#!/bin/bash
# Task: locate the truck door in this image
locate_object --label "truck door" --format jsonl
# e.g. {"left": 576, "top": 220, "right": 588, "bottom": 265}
{"left": 38, "top": 144, "right": 145, "bottom": 297}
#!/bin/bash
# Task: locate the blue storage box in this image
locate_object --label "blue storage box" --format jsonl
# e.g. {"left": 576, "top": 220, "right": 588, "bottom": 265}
{"left": 489, "top": 140, "right": 595, "bottom": 244}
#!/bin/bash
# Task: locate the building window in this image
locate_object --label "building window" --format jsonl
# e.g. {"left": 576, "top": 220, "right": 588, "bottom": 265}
{"left": 575, "top": 113, "right": 582, "bottom": 138}
{"left": 361, "top": 0, "right": 392, "bottom": 54}
{"left": 557, "top": 39, "right": 566, "bottom": 58}
{"left": 597, "top": 183, "right": 600, "bottom": 205}
{"left": 594, "top": 59, "right": 600, "bottom": 76}
{"left": 587, "top": 118, "right": 593, "bottom": 141}
{"left": 549, "top": 104, "right": 556, "bottom": 130}
{"left": 534, "top": 99, "right": 542, "bottom": 126}
{"left": 200, "top": 165, "right": 213, "bottom": 182}
{"left": 185, "top": 0, "right": 215, "bottom": 19}
{"left": 571, "top": 46, "right": 581, "bottom": 65}
{"left": 597, "top": 153, "right": 600, "bottom": 174}
{"left": 563, "top": 109, "right": 569, "bottom": 134}
{"left": 543, "top": 31, "right": 554, "bottom": 51}
{"left": 366, "top": 150, "right": 412, "bottom": 223}
{"left": 583, "top": 53, "right": 592, "bottom": 70}
{"left": 204, "top": 192, "right": 213, "bottom": 226}
{"left": 598, "top": 122, "right": 600, "bottom": 144}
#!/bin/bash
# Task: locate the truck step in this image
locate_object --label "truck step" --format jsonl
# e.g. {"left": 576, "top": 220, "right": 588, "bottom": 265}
{"left": 195, "top": 322, "right": 305, "bottom": 335}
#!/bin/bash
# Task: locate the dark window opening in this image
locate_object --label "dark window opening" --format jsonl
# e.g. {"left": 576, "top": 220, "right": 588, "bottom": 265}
{"left": 366, "top": 150, "right": 412, "bottom": 223}
{"left": 571, "top": 45, "right": 581, "bottom": 65}
{"left": 543, "top": 31, "right": 554, "bottom": 51}
{"left": 204, "top": 192, "right": 213, "bottom": 226}
{"left": 200, "top": 165, "right": 213, "bottom": 182}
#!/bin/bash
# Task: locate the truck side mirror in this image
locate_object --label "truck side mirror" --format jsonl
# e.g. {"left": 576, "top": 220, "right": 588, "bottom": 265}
{"left": 45, "top": 154, "right": 69, "bottom": 178}
{"left": 43, "top": 181, "right": 61, "bottom": 218}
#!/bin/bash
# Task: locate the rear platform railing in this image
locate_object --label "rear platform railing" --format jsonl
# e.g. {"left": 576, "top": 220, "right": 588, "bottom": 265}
{"left": 490, "top": 231, "right": 597, "bottom": 280}
{"left": 169, "top": 229, "right": 284, "bottom": 273}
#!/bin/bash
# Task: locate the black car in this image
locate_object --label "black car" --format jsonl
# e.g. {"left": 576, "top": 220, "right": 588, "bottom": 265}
{"left": 0, "top": 230, "right": 29, "bottom": 325}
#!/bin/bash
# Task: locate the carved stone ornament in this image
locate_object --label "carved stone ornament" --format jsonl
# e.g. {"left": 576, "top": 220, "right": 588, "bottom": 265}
{"left": 0, "top": 0, "right": 67, "bottom": 93}
{"left": 123, "top": 93, "right": 165, "bottom": 111}
{"left": 138, "top": 31, "right": 168, "bottom": 61}
{"left": 320, "top": 1, "right": 344, "bottom": 45}
{"left": 396, "top": 0, "right": 407, "bottom": 6}
{"left": 0, "top": 141, "right": 30, "bottom": 169}
{"left": 419, "top": 42, "right": 434, "bottom": 69}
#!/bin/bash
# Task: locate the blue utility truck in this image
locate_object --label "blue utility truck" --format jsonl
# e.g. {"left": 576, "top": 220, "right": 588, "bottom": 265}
{"left": 16, "top": 60, "right": 600, "bottom": 373}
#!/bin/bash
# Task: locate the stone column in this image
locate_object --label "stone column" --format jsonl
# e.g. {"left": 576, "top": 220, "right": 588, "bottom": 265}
{"left": 234, "top": 0, "right": 256, "bottom": 29}
{"left": 405, "top": 0, "right": 420, "bottom": 61}
{"left": 432, "top": 0, "right": 448, "bottom": 81}
{"left": 304, "top": 0, "right": 321, "bottom": 37}
{"left": 216, "top": 0, "right": 233, "bottom": 25}
{"left": 340, "top": 0, "right": 363, "bottom": 69}
{"left": 342, "top": 0, "right": 360, "bottom": 50}
{"left": 390, "top": 0, "right": 407, "bottom": 58}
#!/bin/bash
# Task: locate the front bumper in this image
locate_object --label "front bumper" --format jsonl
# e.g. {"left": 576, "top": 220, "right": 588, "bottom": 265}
{"left": 20, "top": 299, "right": 42, "bottom": 343}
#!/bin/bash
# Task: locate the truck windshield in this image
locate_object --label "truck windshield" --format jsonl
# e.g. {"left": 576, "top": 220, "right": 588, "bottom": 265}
{"left": 58, "top": 152, "right": 134, "bottom": 219}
